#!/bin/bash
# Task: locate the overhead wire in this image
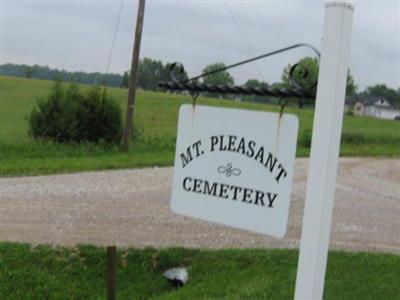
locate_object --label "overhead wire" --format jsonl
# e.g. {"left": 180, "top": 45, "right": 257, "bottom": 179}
{"left": 105, "top": 0, "right": 124, "bottom": 76}
{"left": 0, "top": 0, "right": 3, "bottom": 76}
{"left": 101, "top": 0, "right": 124, "bottom": 101}
{"left": 224, "top": 1, "right": 266, "bottom": 82}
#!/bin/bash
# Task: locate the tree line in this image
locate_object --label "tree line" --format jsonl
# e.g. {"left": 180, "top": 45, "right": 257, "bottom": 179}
{"left": 0, "top": 64, "right": 123, "bottom": 87}
{"left": 1, "top": 59, "right": 399, "bottom": 108}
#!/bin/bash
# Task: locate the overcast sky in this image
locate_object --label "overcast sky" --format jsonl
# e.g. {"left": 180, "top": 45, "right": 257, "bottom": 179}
{"left": 1, "top": 0, "right": 399, "bottom": 91}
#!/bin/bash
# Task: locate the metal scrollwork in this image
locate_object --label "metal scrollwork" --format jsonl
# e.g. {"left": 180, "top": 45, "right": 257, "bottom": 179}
{"left": 160, "top": 43, "right": 321, "bottom": 100}
{"left": 289, "top": 63, "right": 318, "bottom": 91}
{"left": 279, "top": 97, "right": 289, "bottom": 116}
{"left": 169, "top": 62, "right": 186, "bottom": 83}
{"left": 168, "top": 62, "right": 199, "bottom": 104}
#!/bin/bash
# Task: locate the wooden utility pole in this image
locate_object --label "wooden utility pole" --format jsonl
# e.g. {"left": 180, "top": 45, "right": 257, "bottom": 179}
{"left": 122, "top": 0, "right": 146, "bottom": 151}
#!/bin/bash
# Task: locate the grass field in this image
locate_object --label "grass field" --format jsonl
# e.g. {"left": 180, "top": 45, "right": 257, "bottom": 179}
{"left": 0, "top": 243, "right": 399, "bottom": 300}
{"left": 1, "top": 77, "right": 399, "bottom": 299}
{"left": 1, "top": 76, "right": 400, "bottom": 176}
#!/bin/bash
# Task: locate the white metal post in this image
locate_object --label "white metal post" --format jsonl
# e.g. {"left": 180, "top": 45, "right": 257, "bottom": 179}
{"left": 294, "top": 1, "right": 354, "bottom": 300}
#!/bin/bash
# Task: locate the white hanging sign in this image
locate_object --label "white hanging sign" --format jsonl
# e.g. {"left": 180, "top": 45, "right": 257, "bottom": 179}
{"left": 171, "top": 104, "right": 298, "bottom": 237}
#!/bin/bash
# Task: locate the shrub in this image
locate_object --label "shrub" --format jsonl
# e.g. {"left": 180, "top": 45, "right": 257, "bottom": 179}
{"left": 75, "top": 86, "right": 122, "bottom": 144}
{"left": 29, "top": 81, "right": 122, "bottom": 144}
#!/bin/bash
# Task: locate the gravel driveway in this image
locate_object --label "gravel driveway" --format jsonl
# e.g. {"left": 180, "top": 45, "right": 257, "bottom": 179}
{"left": 1, "top": 158, "right": 399, "bottom": 253}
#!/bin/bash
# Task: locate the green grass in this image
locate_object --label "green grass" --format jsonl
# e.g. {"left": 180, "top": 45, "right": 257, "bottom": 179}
{"left": 1, "top": 76, "right": 400, "bottom": 176}
{"left": 0, "top": 243, "right": 399, "bottom": 299}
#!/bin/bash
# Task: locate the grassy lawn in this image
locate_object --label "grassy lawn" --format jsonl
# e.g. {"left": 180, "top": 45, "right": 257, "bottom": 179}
{"left": 1, "top": 76, "right": 400, "bottom": 176}
{"left": 0, "top": 243, "right": 398, "bottom": 299}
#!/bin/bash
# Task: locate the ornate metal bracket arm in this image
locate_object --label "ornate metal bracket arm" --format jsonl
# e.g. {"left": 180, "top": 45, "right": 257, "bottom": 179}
{"left": 159, "top": 43, "right": 320, "bottom": 100}
{"left": 159, "top": 81, "right": 315, "bottom": 99}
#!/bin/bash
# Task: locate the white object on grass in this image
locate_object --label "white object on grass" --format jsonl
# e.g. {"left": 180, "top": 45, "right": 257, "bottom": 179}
{"left": 163, "top": 267, "right": 189, "bottom": 287}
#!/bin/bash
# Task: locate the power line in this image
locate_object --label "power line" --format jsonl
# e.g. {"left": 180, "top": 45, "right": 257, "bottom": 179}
{"left": 105, "top": 0, "right": 124, "bottom": 76}
{"left": 100, "top": 0, "right": 123, "bottom": 101}
{"left": 0, "top": 0, "right": 4, "bottom": 76}
{"left": 224, "top": 2, "right": 266, "bottom": 82}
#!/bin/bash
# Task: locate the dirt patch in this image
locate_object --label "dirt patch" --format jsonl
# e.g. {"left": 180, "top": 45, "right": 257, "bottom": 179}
{"left": 0, "top": 158, "right": 399, "bottom": 253}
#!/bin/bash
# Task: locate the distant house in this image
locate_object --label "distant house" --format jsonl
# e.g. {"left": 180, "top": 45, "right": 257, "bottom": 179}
{"left": 345, "top": 95, "right": 400, "bottom": 120}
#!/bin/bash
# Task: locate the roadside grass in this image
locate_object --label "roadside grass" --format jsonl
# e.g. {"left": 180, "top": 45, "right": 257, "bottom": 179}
{"left": 1, "top": 76, "right": 400, "bottom": 176}
{"left": 0, "top": 242, "right": 399, "bottom": 300}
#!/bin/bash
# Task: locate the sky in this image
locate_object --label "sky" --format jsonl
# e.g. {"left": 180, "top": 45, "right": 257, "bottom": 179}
{"left": 1, "top": 0, "right": 399, "bottom": 91}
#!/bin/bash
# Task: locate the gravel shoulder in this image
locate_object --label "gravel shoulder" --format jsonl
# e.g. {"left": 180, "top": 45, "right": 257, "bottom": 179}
{"left": 1, "top": 158, "right": 399, "bottom": 253}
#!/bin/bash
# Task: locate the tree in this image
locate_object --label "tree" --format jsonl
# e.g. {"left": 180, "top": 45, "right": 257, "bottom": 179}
{"left": 121, "top": 71, "right": 129, "bottom": 88}
{"left": 244, "top": 79, "right": 261, "bottom": 87}
{"left": 137, "top": 58, "right": 165, "bottom": 91}
{"left": 361, "top": 84, "right": 400, "bottom": 108}
{"left": 1, "top": 63, "right": 123, "bottom": 87}
{"left": 202, "top": 63, "right": 234, "bottom": 86}
{"left": 201, "top": 63, "right": 234, "bottom": 99}
{"left": 345, "top": 72, "right": 357, "bottom": 97}
{"left": 24, "top": 65, "right": 37, "bottom": 78}
{"left": 244, "top": 79, "right": 269, "bottom": 103}
{"left": 281, "top": 56, "right": 357, "bottom": 108}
